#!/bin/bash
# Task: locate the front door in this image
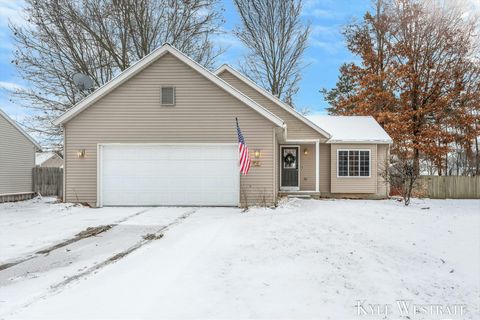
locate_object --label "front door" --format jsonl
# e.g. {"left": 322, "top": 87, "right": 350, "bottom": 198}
{"left": 280, "top": 146, "right": 299, "bottom": 190}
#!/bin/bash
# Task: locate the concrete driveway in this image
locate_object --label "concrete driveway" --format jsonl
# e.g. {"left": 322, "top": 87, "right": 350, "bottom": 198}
{"left": 0, "top": 197, "right": 209, "bottom": 317}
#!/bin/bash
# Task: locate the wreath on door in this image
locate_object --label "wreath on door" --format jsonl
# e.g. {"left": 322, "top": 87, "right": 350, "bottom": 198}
{"left": 284, "top": 153, "right": 296, "bottom": 166}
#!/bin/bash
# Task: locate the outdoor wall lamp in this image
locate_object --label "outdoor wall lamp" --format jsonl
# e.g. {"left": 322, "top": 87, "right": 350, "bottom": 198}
{"left": 253, "top": 149, "right": 261, "bottom": 167}
{"left": 77, "top": 149, "right": 86, "bottom": 158}
{"left": 304, "top": 148, "right": 308, "bottom": 155}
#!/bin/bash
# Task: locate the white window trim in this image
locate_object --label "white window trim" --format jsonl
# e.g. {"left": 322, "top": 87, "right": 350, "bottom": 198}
{"left": 336, "top": 149, "right": 371, "bottom": 178}
{"left": 160, "top": 86, "right": 176, "bottom": 106}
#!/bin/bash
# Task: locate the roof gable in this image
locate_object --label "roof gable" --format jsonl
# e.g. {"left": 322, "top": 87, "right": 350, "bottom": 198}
{"left": 0, "top": 108, "right": 42, "bottom": 150}
{"left": 215, "top": 65, "right": 331, "bottom": 139}
{"left": 54, "top": 44, "right": 284, "bottom": 127}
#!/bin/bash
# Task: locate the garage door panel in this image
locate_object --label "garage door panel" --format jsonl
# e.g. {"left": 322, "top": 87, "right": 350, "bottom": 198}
{"left": 100, "top": 145, "right": 239, "bottom": 206}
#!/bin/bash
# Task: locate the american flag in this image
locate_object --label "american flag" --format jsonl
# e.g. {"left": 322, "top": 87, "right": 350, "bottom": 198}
{"left": 236, "top": 117, "right": 251, "bottom": 175}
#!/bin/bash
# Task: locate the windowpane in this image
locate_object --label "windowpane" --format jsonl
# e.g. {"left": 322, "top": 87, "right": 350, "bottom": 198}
{"left": 338, "top": 150, "right": 370, "bottom": 177}
{"left": 338, "top": 151, "right": 348, "bottom": 176}
{"left": 161, "top": 87, "right": 175, "bottom": 105}
{"left": 360, "top": 151, "right": 370, "bottom": 176}
{"left": 349, "top": 151, "right": 359, "bottom": 176}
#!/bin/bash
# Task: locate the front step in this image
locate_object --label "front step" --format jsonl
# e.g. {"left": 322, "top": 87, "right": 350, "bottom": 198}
{"left": 279, "top": 191, "right": 321, "bottom": 200}
{"left": 287, "top": 194, "right": 311, "bottom": 199}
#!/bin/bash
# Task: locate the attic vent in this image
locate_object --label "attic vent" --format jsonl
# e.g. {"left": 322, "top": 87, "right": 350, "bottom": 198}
{"left": 161, "top": 86, "right": 175, "bottom": 105}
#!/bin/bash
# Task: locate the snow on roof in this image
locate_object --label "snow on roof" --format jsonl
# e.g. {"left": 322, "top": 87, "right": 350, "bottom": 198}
{"left": 35, "top": 152, "right": 58, "bottom": 165}
{"left": 307, "top": 115, "right": 392, "bottom": 144}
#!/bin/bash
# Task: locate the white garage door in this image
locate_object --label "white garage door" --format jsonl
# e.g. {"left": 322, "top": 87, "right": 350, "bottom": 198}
{"left": 99, "top": 144, "right": 239, "bottom": 206}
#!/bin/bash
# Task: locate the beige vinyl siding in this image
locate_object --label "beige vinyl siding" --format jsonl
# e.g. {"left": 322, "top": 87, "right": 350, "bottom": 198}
{"left": 64, "top": 53, "right": 277, "bottom": 207}
{"left": 218, "top": 70, "right": 326, "bottom": 140}
{"left": 0, "top": 114, "right": 36, "bottom": 194}
{"left": 299, "top": 144, "right": 315, "bottom": 191}
{"left": 277, "top": 143, "right": 316, "bottom": 191}
{"left": 330, "top": 144, "right": 377, "bottom": 194}
{"left": 376, "top": 144, "right": 389, "bottom": 196}
{"left": 319, "top": 143, "right": 331, "bottom": 193}
{"left": 330, "top": 144, "right": 388, "bottom": 197}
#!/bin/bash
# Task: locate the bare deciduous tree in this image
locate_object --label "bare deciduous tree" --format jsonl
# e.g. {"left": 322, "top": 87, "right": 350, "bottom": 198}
{"left": 10, "top": 0, "right": 224, "bottom": 148}
{"left": 233, "top": 0, "right": 310, "bottom": 106}
{"left": 380, "top": 155, "right": 421, "bottom": 206}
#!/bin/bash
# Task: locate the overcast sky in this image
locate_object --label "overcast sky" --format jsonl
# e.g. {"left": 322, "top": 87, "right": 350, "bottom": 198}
{"left": 0, "top": 0, "right": 478, "bottom": 122}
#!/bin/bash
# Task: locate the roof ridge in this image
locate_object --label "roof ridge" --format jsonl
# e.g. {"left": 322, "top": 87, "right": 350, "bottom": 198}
{"left": 215, "top": 64, "right": 331, "bottom": 139}
{"left": 54, "top": 44, "right": 285, "bottom": 128}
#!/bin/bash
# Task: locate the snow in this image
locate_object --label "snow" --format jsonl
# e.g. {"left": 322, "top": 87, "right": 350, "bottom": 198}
{"left": 0, "top": 197, "right": 151, "bottom": 262}
{"left": 1, "top": 197, "right": 479, "bottom": 319}
{"left": 0, "top": 197, "right": 194, "bottom": 316}
{"left": 308, "top": 115, "right": 393, "bottom": 143}
{"left": 35, "top": 152, "right": 59, "bottom": 166}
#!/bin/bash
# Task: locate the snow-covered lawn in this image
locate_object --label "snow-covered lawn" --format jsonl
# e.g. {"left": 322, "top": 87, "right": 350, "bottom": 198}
{"left": 0, "top": 197, "right": 149, "bottom": 262}
{"left": 1, "top": 197, "right": 479, "bottom": 319}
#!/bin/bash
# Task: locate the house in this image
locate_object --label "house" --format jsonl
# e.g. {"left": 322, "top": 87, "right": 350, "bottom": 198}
{"left": 0, "top": 108, "right": 42, "bottom": 202}
{"left": 36, "top": 152, "right": 63, "bottom": 168}
{"left": 53, "top": 44, "right": 392, "bottom": 207}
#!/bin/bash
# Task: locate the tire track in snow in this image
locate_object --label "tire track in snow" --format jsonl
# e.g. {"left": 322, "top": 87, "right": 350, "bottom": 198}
{"left": 51, "top": 208, "right": 197, "bottom": 290}
{"left": 5, "top": 208, "right": 197, "bottom": 318}
{"left": 0, "top": 208, "right": 153, "bottom": 271}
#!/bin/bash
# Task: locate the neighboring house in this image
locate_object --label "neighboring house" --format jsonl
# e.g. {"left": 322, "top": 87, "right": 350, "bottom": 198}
{"left": 36, "top": 152, "right": 63, "bottom": 168}
{"left": 0, "top": 108, "right": 42, "bottom": 202}
{"left": 53, "top": 44, "right": 392, "bottom": 207}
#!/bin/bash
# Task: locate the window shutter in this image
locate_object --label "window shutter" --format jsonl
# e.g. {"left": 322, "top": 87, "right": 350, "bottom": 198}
{"left": 161, "top": 87, "right": 175, "bottom": 105}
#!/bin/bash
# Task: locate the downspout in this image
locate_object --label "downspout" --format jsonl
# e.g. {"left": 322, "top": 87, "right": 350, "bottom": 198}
{"left": 315, "top": 140, "right": 320, "bottom": 193}
{"left": 62, "top": 125, "right": 66, "bottom": 203}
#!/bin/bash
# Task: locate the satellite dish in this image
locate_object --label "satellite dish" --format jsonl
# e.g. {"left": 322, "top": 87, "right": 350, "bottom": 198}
{"left": 72, "top": 73, "right": 94, "bottom": 91}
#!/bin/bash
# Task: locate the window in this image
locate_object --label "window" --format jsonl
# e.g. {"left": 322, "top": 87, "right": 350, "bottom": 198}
{"left": 359, "top": 151, "right": 369, "bottom": 176}
{"left": 338, "top": 150, "right": 370, "bottom": 177}
{"left": 282, "top": 148, "right": 298, "bottom": 169}
{"left": 161, "top": 86, "right": 175, "bottom": 105}
{"left": 349, "top": 151, "right": 359, "bottom": 176}
{"left": 338, "top": 151, "right": 348, "bottom": 176}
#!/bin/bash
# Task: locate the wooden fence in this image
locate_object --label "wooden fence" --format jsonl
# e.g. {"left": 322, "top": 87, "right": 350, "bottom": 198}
{"left": 419, "top": 175, "right": 480, "bottom": 199}
{"left": 32, "top": 167, "right": 63, "bottom": 197}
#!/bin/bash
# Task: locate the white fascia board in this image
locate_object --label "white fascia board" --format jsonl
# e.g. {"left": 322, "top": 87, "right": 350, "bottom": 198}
{"left": 0, "top": 108, "right": 42, "bottom": 150}
{"left": 53, "top": 46, "right": 170, "bottom": 126}
{"left": 215, "top": 64, "right": 331, "bottom": 139}
{"left": 327, "top": 139, "right": 393, "bottom": 144}
{"left": 54, "top": 44, "right": 285, "bottom": 128}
